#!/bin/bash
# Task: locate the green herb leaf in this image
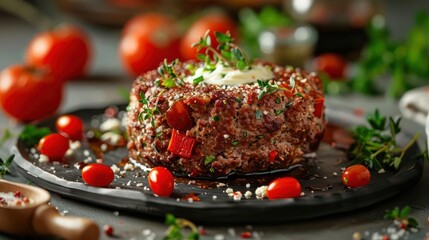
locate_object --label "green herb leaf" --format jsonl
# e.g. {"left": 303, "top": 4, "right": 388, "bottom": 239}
{"left": 0, "top": 154, "right": 15, "bottom": 178}
{"left": 193, "top": 76, "right": 204, "bottom": 85}
{"left": 213, "top": 115, "right": 220, "bottom": 122}
{"left": 19, "top": 125, "right": 51, "bottom": 147}
{"left": 204, "top": 155, "right": 216, "bottom": 165}
{"left": 348, "top": 110, "right": 421, "bottom": 171}
{"left": 232, "top": 140, "right": 239, "bottom": 146}
{"left": 0, "top": 129, "right": 13, "bottom": 148}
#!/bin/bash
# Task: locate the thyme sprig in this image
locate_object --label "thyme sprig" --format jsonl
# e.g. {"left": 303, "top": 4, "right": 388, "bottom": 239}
{"left": 0, "top": 154, "right": 14, "bottom": 179}
{"left": 192, "top": 31, "right": 251, "bottom": 71}
{"left": 164, "top": 214, "right": 199, "bottom": 240}
{"left": 138, "top": 91, "right": 162, "bottom": 128}
{"left": 257, "top": 80, "right": 287, "bottom": 100}
{"left": 348, "top": 110, "right": 420, "bottom": 171}
{"left": 384, "top": 206, "right": 419, "bottom": 230}
{"left": 158, "top": 59, "right": 185, "bottom": 88}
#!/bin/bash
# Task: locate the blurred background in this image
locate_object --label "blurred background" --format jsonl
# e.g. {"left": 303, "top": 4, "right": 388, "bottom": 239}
{"left": 0, "top": 0, "right": 428, "bottom": 123}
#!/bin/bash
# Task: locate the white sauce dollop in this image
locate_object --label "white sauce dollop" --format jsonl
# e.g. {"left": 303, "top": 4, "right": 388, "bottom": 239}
{"left": 187, "top": 63, "right": 274, "bottom": 86}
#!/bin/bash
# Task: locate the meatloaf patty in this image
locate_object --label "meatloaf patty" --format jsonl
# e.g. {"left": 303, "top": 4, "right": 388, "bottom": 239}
{"left": 127, "top": 61, "right": 325, "bottom": 177}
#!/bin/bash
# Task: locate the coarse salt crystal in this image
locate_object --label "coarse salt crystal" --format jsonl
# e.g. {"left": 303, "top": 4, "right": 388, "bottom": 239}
{"left": 38, "top": 154, "right": 49, "bottom": 163}
{"left": 245, "top": 183, "right": 251, "bottom": 188}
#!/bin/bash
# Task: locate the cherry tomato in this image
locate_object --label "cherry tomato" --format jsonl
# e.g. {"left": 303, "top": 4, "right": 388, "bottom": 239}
{"left": 119, "top": 13, "right": 181, "bottom": 77}
{"left": 0, "top": 65, "right": 63, "bottom": 122}
{"left": 103, "top": 225, "right": 114, "bottom": 236}
{"left": 38, "top": 133, "right": 69, "bottom": 161}
{"left": 342, "top": 164, "right": 371, "bottom": 188}
{"left": 180, "top": 13, "right": 238, "bottom": 60}
{"left": 56, "top": 115, "right": 84, "bottom": 141}
{"left": 267, "top": 177, "right": 302, "bottom": 200}
{"left": 82, "top": 163, "right": 114, "bottom": 187}
{"left": 26, "top": 25, "right": 91, "bottom": 81}
{"left": 315, "top": 53, "right": 346, "bottom": 79}
{"left": 148, "top": 166, "right": 174, "bottom": 197}
{"left": 166, "top": 100, "right": 194, "bottom": 131}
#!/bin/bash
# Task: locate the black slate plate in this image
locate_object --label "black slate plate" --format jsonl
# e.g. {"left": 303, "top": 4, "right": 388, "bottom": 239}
{"left": 11, "top": 105, "right": 424, "bottom": 223}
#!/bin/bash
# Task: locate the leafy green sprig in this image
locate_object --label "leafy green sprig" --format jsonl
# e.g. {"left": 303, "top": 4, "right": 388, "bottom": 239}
{"left": 158, "top": 59, "right": 185, "bottom": 88}
{"left": 348, "top": 110, "right": 420, "bottom": 171}
{"left": 0, "top": 154, "right": 14, "bottom": 179}
{"left": 257, "top": 76, "right": 302, "bottom": 100}
{"left": 385, "top": 206, "right": 419, "bottom": 230}
{"left": 138, "top": 91, "right": 162, "bottom": 128}
{"left": 193, "top": 31, "right": 251, "bottom": 71}
{"left": 18, "top": 125, "right": 51, "bottom": 147}
{"left": 164, "top": 214, "right": 199, "bottom": 240}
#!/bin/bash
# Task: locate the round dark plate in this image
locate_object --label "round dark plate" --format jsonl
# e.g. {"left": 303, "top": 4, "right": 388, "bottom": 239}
{"left": 11, "top": 105, "right": 424, "bottom": 223}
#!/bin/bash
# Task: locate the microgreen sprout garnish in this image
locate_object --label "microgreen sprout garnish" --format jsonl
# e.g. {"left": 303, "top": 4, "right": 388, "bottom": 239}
{"left": 384, "top": 206, "right": 419, "bottom": 230}
{"left": 158, "top": 59, "right": 185, "bottom": 88}
{"left": 164, "top": 214, "right": 199, "bottom": 240}
{"left": 19, "top": 125, "right": 51, "bottom": 147}
{"left": 0, "top": 154, "right": 14, "bottom": 179}
{"left": 348, "top": 110, "right": 421, "bottom": 171}
{"left": 192, "top": 30, "right": 251, "bottom": 71}
{"left": 138, "top": 91, "right": 162, "bottom": 128}
{"left": 257, "top": 80, "right": 287, "bottom": 100}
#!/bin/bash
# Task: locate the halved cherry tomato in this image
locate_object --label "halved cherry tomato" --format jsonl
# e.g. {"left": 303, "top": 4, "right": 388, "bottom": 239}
{"left": 315, "top": 53, "right": 346, "bottom": 79}
{"left": 342, "top": 164, "right": 371, "bottom": 188}
{"left": 148, "top": 166, "right": 174, "bottom": 197}
{"left": 0, "top": 65, "right": 63, "bottom": 122}
{"left": 166, "top": 100, "right": 194, "bottom": 131}
{"left": 267, "top": 177, "right": 302, "bottom": 200}
{"left": 119, "top": 13, "right": 181, "bottom": 77}
{"left": 26, "top": 25, "right": 91, "bottom": 81}
{"left": 82, "top": 163, "right": 114, "bottom": 187}
{"left": 180, "top": 13, "right": 238, "bottom": 60}
{"left": 38, "top": 133, "right": 69, "bottom": 161}
{"left": 56, "top": 115, "right": 84, "bottom": 141}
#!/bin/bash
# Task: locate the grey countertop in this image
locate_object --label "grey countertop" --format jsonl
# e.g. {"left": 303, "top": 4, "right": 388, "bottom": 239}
{"left": 1, "top": 3, "right": 429, "bottom": 240}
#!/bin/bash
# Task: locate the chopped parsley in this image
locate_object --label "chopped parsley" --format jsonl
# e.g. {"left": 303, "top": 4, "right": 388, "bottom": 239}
{"left": 213, "top": 115, "right": 220, "bottom": 122}
{"left": 193, "top": 75, "right": 204, "bottom": 85}
{"left": 204, "top": 155, "right": 216, "bottom": 165}
{"left": 274, "top": 109, "right": 284, "bottom": 116}
{"left": 164, "top": 214, "right": 199, "bottom": 240}
{"left": 232, "top": 140, "right": 239, "bottom": 146}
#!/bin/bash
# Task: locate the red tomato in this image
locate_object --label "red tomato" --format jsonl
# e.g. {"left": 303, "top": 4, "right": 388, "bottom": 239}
{"left": 38, "top": 133, "right": 69, "bottom": 161}
{"left": 166, "top": 100, "right": 194, "bottom": 131}
{"left": 342, "top": 164, "right": 371, "bottom": 188}
{"left": 180, "top": 13, "right": 238, "bottom": 60}
{"left": 119, "top": 13, "right": 181, "bottom": 77}
{"left": 0, "top": 65, "right": 63, "bottom": 122}
{"left": 82, "top": 163, "right": 114, "bottom": 187}
{"left": 267, "top": 177, "right": 302, "bottom": 200}
{"left": 56, "top": 115, "right": 84, "bottom": 141}
{"left": 148, "top": 166, "right": 174, "bottom": 197}
{"left": 26, "top": 25, "right": 91, "bottom": 81}
{"left": 315, "top": 53, "right": 346, "bottom": 79}
{"left": 103, "top": 225, "right": 114, "bottom": 237}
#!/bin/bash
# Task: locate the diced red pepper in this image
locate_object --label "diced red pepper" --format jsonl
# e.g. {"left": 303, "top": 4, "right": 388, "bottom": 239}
{"left": 240, "top": 232, "right": 252, "bottom": 238}
{"left": 268, "top": 150, "right": 278, "bottom": 163}
{"left": 313, "top": 98, "right": 324, "bottom": 118}
{"left": 167, "top": 129, "right": 196, "bottom": 158}
{"left": 166, "top": 100, "right": 194, "bottom": 131}
{"left": 280, "top": 83, "right": 293, "bottom": 98}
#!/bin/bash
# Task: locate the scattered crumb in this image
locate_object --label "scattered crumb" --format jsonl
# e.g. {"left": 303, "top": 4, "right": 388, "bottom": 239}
{"left": 216, "top": 182, "right": 226, "bottom": 188}
{"left": 100, "top": 143, "right": 108, "bottom": 152}
{"left": 113, "top": 211, "right": 119, "bottom": 216}
{"left": 233, "top": 191, "right": 242, "bottom": 201}
{"left": 136, "top": 183, "right": 144, "bottom": 187}
{"left": 255, "top": 186, "right": 268, "bottom": 199}
{"left": 124, "top": 163, "right": 135, "bottom": 171}
{"left": 245, "top": 183, "right": 251, "bottom": 188}
{"left": 244, "top": 191, "right": 252, "bottom": 199}
{"left": 38, "top": 154, "right": 49, "bottom": 163}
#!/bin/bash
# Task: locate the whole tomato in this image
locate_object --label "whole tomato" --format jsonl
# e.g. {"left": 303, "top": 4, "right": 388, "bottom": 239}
{"left": 119, "top": 13, "right": 181, "bottom": 77}
{"left": 0, "top": 65, "right": 63, "bottom": 122}
{"left": 342, "top": 164, "right": 371, "bottom": 188}
{"left": 38, "top": 133, "right": 69, "bottom": 161}
{"left": 267, "top": 177, "right": 302, "bottom": 200}
{"left": 82, "top": 163, "right": 115, "bottom": 187}
{"left": 314, "top": 53, "right": 347, "bottom": 79}
{"left": 148, "top": 166, "right": 174, "bottom": 197}
{"left": 56, "top": 115, "right": 84, "bottom": 141}
{"left": 180, "top": 13, "right": 238, "bottom": 60}
{"left": 26, "top": 25, "right": 91, "bottom": 81}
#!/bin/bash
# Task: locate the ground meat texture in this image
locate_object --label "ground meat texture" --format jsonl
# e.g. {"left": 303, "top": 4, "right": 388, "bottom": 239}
{"left": 127, "top": 61, "right": 325, "bottom": 177}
